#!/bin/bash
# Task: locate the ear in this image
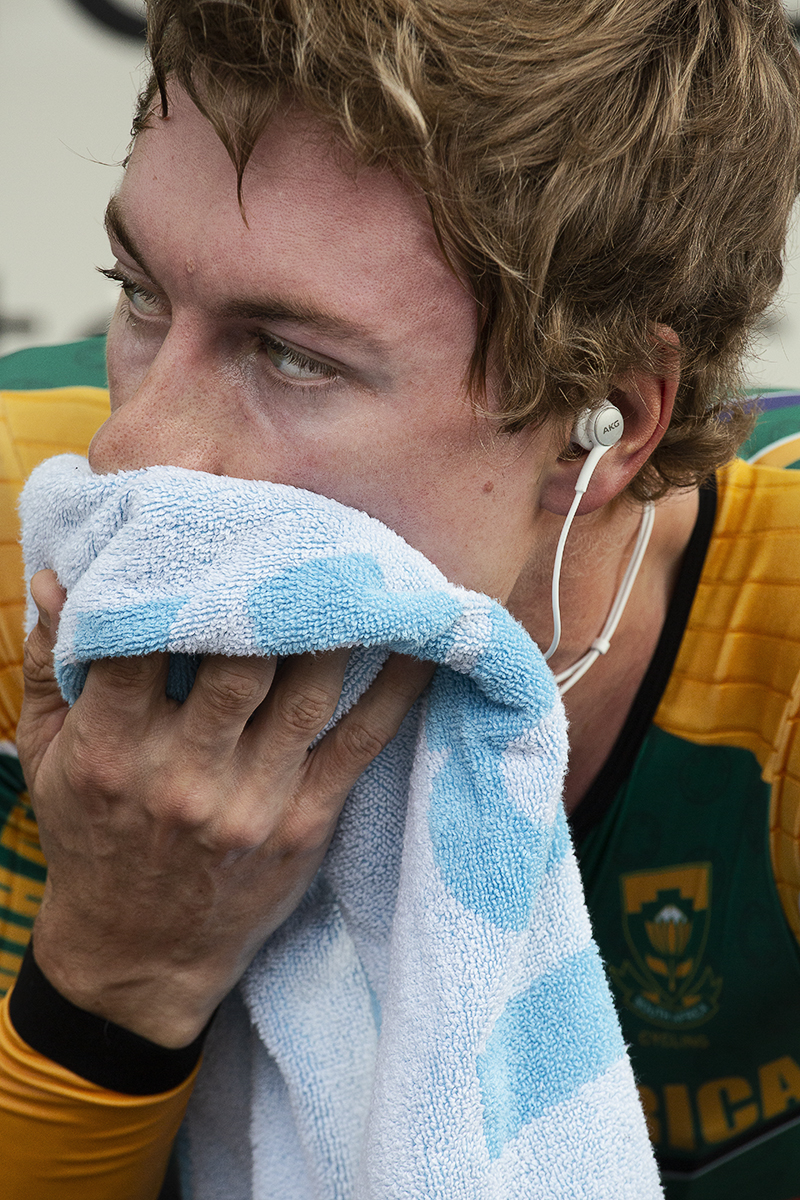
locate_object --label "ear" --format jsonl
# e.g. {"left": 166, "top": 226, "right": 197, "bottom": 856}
{"left": 540, "top": 328, "right": 679, "bottom": 516}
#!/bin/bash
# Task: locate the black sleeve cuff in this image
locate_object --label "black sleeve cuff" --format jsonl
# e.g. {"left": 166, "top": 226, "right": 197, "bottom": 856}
{"left": 8, "top": 941, "right": 210, "bottom": 1095}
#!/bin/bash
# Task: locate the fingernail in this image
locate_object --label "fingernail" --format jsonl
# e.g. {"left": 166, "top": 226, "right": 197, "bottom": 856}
{"left": 34, "top": 598, "right": 51, "bottom": 631}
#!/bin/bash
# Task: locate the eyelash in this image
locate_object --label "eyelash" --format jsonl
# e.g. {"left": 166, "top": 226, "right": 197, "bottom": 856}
{"left": 256, "top": 332, "right": 339, "bottom": 382}
{"left": 98, "top": 267, "right": 163, "bottom": 317}
{"left": 99, "top": 266, "right": 339, "bottom": 385}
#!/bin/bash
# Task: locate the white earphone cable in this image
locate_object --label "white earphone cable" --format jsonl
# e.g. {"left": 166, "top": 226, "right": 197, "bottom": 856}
{"left": 542, "top": 403, "right": 647, "bottom": 692}
{"left": 543, "top": 438, "right": 611, "bottom": 663}
{"left": 555, "top": 501, "right": 655, "bottom": 694}
{"left": 542, "top": 487, "right": 583, "bottom": 662}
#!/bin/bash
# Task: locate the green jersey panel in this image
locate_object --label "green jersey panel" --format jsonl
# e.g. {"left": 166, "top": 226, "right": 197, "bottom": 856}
{"left": 580, "top": 726, "right": 800, "bottom": 1200}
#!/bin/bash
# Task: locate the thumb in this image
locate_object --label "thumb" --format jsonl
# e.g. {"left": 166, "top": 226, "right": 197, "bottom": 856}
{"left": 30, "top": 568, "right": 66, "bottom": 641}
{"left": 20, "top": 570, "right": 68, "bottom": 750}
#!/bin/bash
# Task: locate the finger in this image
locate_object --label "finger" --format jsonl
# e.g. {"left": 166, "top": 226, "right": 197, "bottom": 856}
{"left": 178, "top": 653, "right": 279, "bottom": 757}
{"left": 30, "top": 569, "right": 66, "bottom": 637}
{"left": 19, "top": 573, "right": 71, "bottom": 781}
{"left": 246, "top": 648, "right": 352, "bottom": 770}
{"left": 78, "top": 652, "right": 172, "bottom": 728}
{"left": 22, "top": 571, "right": 67, "bottom": 707}
{"left": 306, "top": 653, "right": 435, "bottom": 796}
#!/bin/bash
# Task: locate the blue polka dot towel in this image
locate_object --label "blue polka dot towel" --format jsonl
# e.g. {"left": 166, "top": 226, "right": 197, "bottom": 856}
{"left": 20, "top": 455, "right": 662, "bottom": 1199}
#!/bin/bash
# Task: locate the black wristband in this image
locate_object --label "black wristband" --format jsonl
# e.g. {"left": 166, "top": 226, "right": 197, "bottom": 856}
{"left": 8, "top": 941, "right": 210, "bottom": 1095}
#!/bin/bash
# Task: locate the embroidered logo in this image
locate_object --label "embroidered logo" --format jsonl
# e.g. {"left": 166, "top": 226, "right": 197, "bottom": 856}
{"left": 610, "top": 863, "right": 722, "bottom": 1029}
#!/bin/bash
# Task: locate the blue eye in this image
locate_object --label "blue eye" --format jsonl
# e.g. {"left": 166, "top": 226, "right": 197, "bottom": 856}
{"left": 98, "top": 267, "right": 167, "bottom": 318}
{"left": 259, "top": 334, "right": 338, "bottom": 382}
{"left": 124, "top": 282, "right": 164, "bottom": 316}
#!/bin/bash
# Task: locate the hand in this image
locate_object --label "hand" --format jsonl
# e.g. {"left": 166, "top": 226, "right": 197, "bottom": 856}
{"left": 17, "top": 569, "right": 433, "bottom": 1048}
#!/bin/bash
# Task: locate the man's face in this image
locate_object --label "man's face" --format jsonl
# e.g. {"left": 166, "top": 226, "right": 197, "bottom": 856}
{"left": 91, "top": 88, "right": 549, "bottom": 600}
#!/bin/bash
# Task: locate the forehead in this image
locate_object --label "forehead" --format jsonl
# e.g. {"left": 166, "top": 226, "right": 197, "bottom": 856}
{"left": 117, "top": 89, "right": 474, "bottom": 347}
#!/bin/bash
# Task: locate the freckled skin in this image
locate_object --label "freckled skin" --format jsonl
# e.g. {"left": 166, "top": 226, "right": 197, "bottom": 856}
{"left": 91, "top": 92, "right": 552, "bottom": 603}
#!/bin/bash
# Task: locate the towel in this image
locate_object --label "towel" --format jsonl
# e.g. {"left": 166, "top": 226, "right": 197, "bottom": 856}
{"left": 20, "top": 453, "right": 662, "bottom": 1200}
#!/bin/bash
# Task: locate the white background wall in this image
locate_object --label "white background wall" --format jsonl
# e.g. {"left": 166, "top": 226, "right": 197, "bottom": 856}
{"left": 3, "top": 0, "right": 800, "bottom": 391}
{"left": 0, "top": 0, "right": 146, "bottom": 355}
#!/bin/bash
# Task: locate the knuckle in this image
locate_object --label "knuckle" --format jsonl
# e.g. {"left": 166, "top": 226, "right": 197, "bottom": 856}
{"left": 215, "top": 813, "right": 266, "bottom": 855}
{"left": 278, "top": 805, "right": 335, "bottom": 856}
{"left": 61, "top": 747, "right": 117, "bottom": 798}
{"left": 200, "top": 666, "right": 264, "bottom": 715}
{"left": 60, "top": 721, "right": 133, "bottom": 797}
{"left": 96, "top": 654, "right": 155, "bottom": 688}
{"left": 275, "top": 683, "right": 335, "bottom": 737}
{"left": 154, "top": 788, "right": 212, "bottom": 831}
{"left": 335, "top": 718, "right": 387, "bottom": 767}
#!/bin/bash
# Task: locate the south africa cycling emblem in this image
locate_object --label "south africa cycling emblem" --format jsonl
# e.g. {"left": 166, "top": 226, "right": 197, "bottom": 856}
{"left": 609, "top": 862, "right": 722, "bottom": 1029}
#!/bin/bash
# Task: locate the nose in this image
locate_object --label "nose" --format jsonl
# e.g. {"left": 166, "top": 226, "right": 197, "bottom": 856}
{"left": 89, "top": 336, "right": 228, "bottom": 477}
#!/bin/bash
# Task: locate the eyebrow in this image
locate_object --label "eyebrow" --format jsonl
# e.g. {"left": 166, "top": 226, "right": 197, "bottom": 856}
{"left": 104, "top": 195, "right": 381, "bottom": 350}
{"left": 104, "top": 196, "right": 157, "bottom": 283}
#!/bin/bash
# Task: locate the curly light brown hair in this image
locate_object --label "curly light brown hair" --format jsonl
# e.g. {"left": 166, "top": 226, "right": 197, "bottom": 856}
{"left": 135, "top": 0, "right": 800, "bottom": 500}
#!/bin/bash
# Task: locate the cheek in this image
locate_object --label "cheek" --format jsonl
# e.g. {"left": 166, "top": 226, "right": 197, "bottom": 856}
{"left": 105, "top": 303, "right": 166, "bottom": 413}
{"left": 268, "top": 408, "right": 466, "bottom": 510}
{"left": 105, "top": 306, "right": 138, "bottom": 409}
{"left": 282, "top": 422, "right": 533, "bottom": 589}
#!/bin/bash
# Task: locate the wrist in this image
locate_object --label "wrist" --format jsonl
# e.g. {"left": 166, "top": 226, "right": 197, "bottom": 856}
{"left": 9, "top": 940, "right": 211, "bottom": 1092}
{"left": 31, "top": 907, "right": 222, "bottom": 1049}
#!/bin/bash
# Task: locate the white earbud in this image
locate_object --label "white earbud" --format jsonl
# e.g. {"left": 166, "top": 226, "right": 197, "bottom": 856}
{"left": 544, "top": 403, "right": 625, "bottom": 662}
{"left": 571, "top": 403, "right": 625, "bottom": 452}
{"left": 571, "top": 403, "right": 624, "bottom": 495}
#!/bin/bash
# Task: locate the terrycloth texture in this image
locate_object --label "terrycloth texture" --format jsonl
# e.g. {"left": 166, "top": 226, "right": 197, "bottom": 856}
{"left": 20, "top": 454, "right": 662, "bottom": 1200}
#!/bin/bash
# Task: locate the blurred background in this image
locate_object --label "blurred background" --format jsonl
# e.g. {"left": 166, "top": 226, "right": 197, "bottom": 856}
{"left": 3, "top": 0, "right": 800, "bottom": 390}
{"left": 1, "top": 0, "right": 146, "bottom": 357}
